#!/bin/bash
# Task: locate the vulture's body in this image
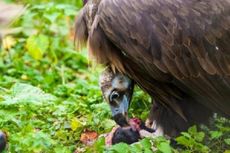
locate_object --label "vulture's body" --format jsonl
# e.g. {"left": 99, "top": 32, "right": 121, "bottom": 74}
{"left": 76, "top": 0, "right": 230, "bottom": 136}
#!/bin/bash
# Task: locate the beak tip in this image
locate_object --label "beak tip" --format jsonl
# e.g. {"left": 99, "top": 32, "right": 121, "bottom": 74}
{"left": 113, "top": 113, "right": 129, "bottom": 127}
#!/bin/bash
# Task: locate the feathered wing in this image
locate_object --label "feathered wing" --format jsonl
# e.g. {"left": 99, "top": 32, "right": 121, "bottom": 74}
{"left": 87, "top": 0, "right": 230, "bottom": 116}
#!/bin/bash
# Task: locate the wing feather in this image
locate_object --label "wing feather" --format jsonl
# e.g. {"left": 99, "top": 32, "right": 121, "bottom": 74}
{"left": 88, "top": 0, "right": 230, "bottom": 115}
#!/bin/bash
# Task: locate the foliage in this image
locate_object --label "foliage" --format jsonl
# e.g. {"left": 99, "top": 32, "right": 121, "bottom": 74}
{"left": 84, "top": 120, "right": 230, "bottom": 153}
{"left": 4, "top": 0, "right": 83, "bottom": 6}
{"left": 176, "top": 126, "right": 209, "bottom": 153}
{"left": 85, "top": 137, "right": 171, "bottom": 153}
{"left": 0, "top": 1, "right": 229, "bottom": 153}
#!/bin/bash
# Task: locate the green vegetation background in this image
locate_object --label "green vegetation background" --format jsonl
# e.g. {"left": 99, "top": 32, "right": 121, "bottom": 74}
{"left": 0, "top": 0, "right": 229, "bottom": 152}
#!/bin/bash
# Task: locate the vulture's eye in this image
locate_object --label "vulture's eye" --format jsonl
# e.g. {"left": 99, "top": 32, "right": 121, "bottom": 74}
{"left": 110, "top": 91, "right": 120, "bottom": 102}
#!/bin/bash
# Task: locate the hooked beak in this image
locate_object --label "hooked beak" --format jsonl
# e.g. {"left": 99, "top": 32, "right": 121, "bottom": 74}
{"left": 110, "top": 95, "right": 129, "bottom": 127}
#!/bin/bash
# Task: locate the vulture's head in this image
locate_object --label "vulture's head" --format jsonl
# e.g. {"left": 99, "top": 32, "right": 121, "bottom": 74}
{"left": 99, "top": 68, "right": 134, "bottom": 126}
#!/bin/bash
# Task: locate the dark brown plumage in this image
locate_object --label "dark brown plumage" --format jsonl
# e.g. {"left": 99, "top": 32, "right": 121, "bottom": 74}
{"left": 75, "top": 0, "right": 230, "bottom": 137}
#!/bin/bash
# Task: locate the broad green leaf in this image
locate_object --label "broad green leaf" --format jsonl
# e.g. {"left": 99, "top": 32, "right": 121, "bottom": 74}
{"left": 139, "top": 138, "right": 151, "bottom": 149}
{"left": 101, "top": 119, "right": 116, "bottom": 131}
{"left": 26, "top": 34, "right": 49, "bottom": 60}
{"left": 144, "top": 149, "right": 153, "bottom": 153}
{"left": 181, "top": 132, "right": 191, "bottom": 138}
{"left": 195, "top": 132, "right": 205, "bottom": 142}
{"left": 224, "top": 138, "right": 230, "bottom": 145}
{"left": 44, "top": 13, "right": 60, "bottom": 22}
{"left": 175, "top": 136, "right": 191, "bottom": 147}
{"left": 188, "top": 126, "right": 197, "bottom": 135}
{"left": 157, "top": 142, "right": 171, "bottom": 153}
{"left": 210, "top": 131, "right": 223, "bottom": 139}
{"left": 93, "top": 137, "right": 105, "bottom": 152}
{"left": 130, "top": 143, "right": 143, "bottom": 153}
{"left": 110, "top": 143, "right": 130, "bottom": 153}
{"left": 70, "top": 118, "right": 82, "bottom": 131}
{"left": 1, "top": 83, "right": 56, "bottom": 105}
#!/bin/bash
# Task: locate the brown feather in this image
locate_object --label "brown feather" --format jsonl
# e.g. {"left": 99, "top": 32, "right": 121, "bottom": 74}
{"left": 75, "top": 0, "right": 230, "bottom": 136}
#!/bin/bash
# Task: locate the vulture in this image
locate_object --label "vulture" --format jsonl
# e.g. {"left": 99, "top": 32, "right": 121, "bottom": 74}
{"left": 75, "top": 0, "right": 230, "bottom": 137}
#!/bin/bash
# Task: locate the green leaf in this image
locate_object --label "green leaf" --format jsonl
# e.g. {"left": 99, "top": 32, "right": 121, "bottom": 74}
{"left": 26, "top": 34, "right": 49, "bottom": 60}
{"left": 157, "top": 142, "right": 172, "bottom": 153}
{"left": 101, "top": 119, "right": 116, "bottom": 131}
{"left": 181, "top": 132, "right": 191, "bottom": 138}
{"left": 1, "top": 83, "right": 56, "bottom": 105}
{"left": 70, "top": 118, "right": 82, "bottom": 131}
{"left": 44, "top": 13, "right": 60, "bottom": 22}
{"left": 144, "top": 149, "right": 153, "bottom": 153}
{"left": 94, "top": 137, "right": 105, "bottom": 150}
{"left": 130, "top": 143, "right": 143, "bottom": 153}
{"left": 140, "top": 138, "right": 151, "bottom": 149}
{"left": 224, "top": 138, "right": 230, "bottom": 145}
{"left": 110, "top": 143, "right": 130, "bottom": 153}
{"left": 188, "top": 125, "right": 197, "bottom": 135}
{"left": 195, "top": 132, "right": 205, "bottom": 142}
{"left": 175, "top": 136, "right": 191, "bottom": 147}
{"left": 210, "top": 131, "right": 223, "bottom": 139}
